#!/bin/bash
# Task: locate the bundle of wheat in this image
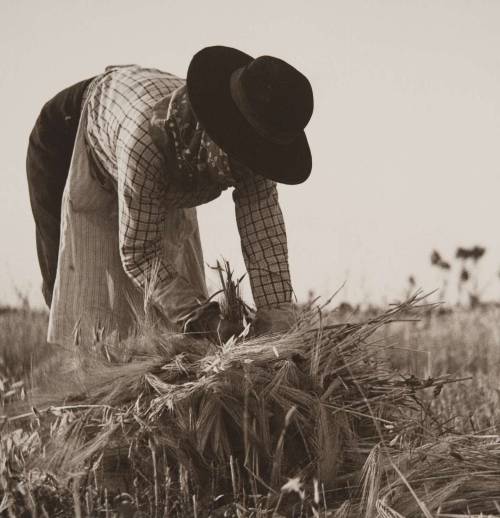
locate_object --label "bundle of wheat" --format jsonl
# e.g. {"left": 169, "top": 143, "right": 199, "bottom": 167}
{"left": 8, "top": 292, "right": 458, "bottom": 515}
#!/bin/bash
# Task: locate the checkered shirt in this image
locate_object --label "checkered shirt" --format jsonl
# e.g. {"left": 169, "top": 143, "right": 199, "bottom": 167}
{"left": 84, "top": 65, "right": 292, "bottom": 311}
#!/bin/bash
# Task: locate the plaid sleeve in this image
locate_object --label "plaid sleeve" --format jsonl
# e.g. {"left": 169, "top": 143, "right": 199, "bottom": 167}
{"left": 233, "top": 174, "right": 293, "bottom": 309}
{"left": 115, "top": 116, "right": 178, "bottom": 292}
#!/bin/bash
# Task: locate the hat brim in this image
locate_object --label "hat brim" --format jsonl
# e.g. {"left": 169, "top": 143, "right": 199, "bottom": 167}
{"left": 187, "top": 46, "right": 312, "bottom": 185}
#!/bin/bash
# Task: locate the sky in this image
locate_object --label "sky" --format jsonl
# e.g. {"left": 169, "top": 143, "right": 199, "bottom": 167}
{"left": 1, "top": 0, "right": 499, "bottom": 308}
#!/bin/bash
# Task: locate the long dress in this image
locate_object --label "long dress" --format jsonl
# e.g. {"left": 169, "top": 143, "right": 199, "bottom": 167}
{"left": 47, "top": 98, "right": 207, "bottom": 346}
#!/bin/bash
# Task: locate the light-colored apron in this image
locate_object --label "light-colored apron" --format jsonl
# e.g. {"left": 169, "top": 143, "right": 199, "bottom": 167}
{"left": 47, "top": 99, "right": 207, "bottom": 346}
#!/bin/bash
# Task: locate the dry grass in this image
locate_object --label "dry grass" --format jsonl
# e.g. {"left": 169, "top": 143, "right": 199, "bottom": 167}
{"left": 1, "top": 292, "right": 500, "bottom": 516}
{"left": 384, "top": 307, "right": 500, "bottom": 433}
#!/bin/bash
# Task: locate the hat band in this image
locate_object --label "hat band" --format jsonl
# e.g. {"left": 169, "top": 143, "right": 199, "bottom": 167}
{"left": 229, "top": 68, "right": 298, "bottom": 146}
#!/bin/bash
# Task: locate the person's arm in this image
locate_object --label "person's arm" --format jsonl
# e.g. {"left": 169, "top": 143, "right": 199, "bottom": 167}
{"left": 233, "top": 172, "right": 295, "bottom": 331}
{"left": 115, "top": 121, "right": 206, "bottom": 324}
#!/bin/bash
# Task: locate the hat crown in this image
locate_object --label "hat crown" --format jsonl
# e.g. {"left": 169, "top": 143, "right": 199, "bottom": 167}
{"left": 236, "top": 55, "right": 313, "bottom": 140}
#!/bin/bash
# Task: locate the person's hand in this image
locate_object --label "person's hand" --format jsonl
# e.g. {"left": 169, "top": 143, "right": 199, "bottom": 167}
{"left": 251, "top": 303, "right": 296, "bottom": 337}
{"left": 181, "top": 301, "right": 245, "bottom": 342}
{"left": 182, "top": 301, "right": 221, "bottom": 337}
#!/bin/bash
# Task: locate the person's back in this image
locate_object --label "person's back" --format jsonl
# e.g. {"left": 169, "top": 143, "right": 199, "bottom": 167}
{"left": 85, "top": 65, "right": 184, "bottom": 182}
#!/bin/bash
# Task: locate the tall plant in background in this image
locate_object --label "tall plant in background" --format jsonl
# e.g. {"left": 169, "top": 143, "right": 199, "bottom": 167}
{"left": 430, "top": 249, "right": 451, "bottom": 301}
{"left": 456, "top": 246, "right": 486, "bottom": 307}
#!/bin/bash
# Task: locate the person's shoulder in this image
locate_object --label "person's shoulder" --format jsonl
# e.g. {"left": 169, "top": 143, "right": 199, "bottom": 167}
{"left": 105, "top": 64, "right": 184, "bottom": 83}
{"left": 232, "top": 161, "right": 276, "bottom": 191}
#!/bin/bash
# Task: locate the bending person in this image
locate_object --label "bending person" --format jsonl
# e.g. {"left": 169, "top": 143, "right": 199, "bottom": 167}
{"left": 26, "top": 46, "right": 314, "bottom": 345}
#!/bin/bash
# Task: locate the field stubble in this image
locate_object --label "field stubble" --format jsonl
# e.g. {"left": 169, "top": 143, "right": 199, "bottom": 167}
{"left": 0, "top": 298, "right": 499, "bottom": 517}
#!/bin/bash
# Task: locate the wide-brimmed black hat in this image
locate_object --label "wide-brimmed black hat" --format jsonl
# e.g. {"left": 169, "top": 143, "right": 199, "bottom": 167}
{"left": 187, "top": 46, "right": 313, "bottom": 185}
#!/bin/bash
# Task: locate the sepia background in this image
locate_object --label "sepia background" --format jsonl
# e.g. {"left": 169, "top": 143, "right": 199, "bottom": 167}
{"left": 1, "top": 0, "right": 499, "bottom": 307}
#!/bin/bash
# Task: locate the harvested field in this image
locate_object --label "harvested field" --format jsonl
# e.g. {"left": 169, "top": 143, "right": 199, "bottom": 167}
{"left": 1, "top": 295, "right": 500, "bottom": 517}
